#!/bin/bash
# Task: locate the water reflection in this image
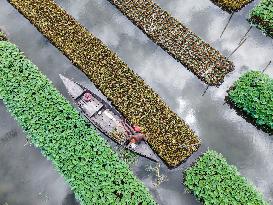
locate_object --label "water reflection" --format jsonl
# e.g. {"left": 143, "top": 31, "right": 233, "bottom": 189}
{"left": 0, "top": 0, "right": 272, "bottom": 204}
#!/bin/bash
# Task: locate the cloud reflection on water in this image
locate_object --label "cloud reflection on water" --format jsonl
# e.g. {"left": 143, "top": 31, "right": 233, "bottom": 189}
{"left": 0, "top": 0, "right": 273, "bottom": 204}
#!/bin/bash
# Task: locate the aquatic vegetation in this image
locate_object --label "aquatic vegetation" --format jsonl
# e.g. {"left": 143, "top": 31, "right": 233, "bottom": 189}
{"left": 109, "top": 0, "right": 234, "bottom": 86}
{"left": 0, "top": 129, "right": 17, "bottom": 145}
{"left": 0, "top": 41, "right": 156, "bottom": 205}
{"left": 0, "top": 30, "right": 7, "bottom": 41}
{"left": 184, "top": 150, "right": 269, "bottom": 205}
{"left": 248, "top": 0, "right": 273, "bottom": 38}
{"left": 228, "top": 71, "right": 273, "bottom": 131}
{"left": 114, "top": 145, "right": 139, "bottom": 168}
{"left": 146, "top": 163, "right": 168, "bottom": 188}
{"left": 210, "top": 0, "right": 253, "bottom": 12}
{"left": 9, "top": 0, "right": 200, "bottom": 168}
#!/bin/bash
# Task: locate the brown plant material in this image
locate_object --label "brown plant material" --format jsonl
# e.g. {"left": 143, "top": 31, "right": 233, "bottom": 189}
{"left": 0, "top": 29, "right": 7, "bottom": 41}
{"left": 9, "top": 0, "right": 200, "bottom": 168}
{"left": 109, "top": 0, "right": 234, "bottom": 86}
{"left": 210, "top": 0, "right": 254, "bottom": 13}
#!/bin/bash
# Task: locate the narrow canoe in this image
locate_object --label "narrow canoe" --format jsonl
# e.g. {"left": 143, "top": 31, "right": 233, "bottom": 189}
{"left": 60, "top": 74, "right": 158, "bottom": 162}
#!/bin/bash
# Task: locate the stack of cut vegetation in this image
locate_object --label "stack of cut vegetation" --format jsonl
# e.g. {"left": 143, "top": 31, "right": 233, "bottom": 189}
{"left": 0, "top": 41, "right": 156, "bottom": 205}
{"left": 210, "top": 0, "right": 254, "bottom": 13}
{"left": 8, "top": 0, "right": 200, "bottom": 168}
{"left": 228, "top": 71, "right": 273, "bottom": 133}
{"left": 184, "top": 150, "right": 269, "bottom": 205}
{"left": 108, "top": 0, "right": 234, "bottom": 86}
{"left": 0, "top": 29, "right": 7, "bottom": 41}
{"left": 248, "top": 0, "right": 273, "bottom": 38}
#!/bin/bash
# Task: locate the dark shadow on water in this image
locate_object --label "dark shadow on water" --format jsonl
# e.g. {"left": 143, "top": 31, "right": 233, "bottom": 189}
{"left": 62, "top": 193, "right": 80, "bottom": 205}
{"left": 224, "top": 91, "right": 273, "bottom": 136}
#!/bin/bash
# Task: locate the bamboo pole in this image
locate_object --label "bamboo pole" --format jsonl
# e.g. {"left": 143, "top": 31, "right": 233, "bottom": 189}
{"left": 202, "top": 85, "right": 210, "bottom": 96}
{"left": 228, "top": 37, "right": 248, "bottom": 59}
{"left": 220, "top": 12, "right": 234, "bottom": 38}
{"left": 262, "top": 61, "right": 271, "bottom": 73}
{"left": 238, "top": 26, "right": 252, "bottom": 45}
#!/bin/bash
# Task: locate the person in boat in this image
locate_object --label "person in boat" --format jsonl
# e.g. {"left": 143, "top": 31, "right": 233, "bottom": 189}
{"left": 126, "top": 125, "right": 146, "bottom": 149}
{"left": 83, "top": 92, "right": 92, "bottom": 101}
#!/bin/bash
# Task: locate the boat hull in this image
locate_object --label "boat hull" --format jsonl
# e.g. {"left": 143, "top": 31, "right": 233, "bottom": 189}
{"left": 60, "top": 74, "right": 158, "bottom": 162}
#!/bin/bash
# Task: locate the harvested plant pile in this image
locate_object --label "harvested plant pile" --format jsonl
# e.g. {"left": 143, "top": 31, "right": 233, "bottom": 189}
{"left": 184, "top": 150, "right": 269, "bottom": 205}
{"left": 228, "top": 71, "right": 273, "bottom": 132}
{"left": 0, "top": 41, "right": 157, "bottom": 205}
{"left": 248, "top": 0, "right": 273, "bottom": 38}
{"left": 8, "top": 0, "right": 200, "bottom": 168}
{"left": 108, "top": 0, "right": 234, "bottom": 86}
{"left": 210, "top": 0, "right": 254, "bottom": 13}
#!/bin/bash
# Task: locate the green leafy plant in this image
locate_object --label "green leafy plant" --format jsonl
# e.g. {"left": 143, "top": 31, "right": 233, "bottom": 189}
{"left": 210, "top": 0, "right": 253, "bottom": 13}
{"left": 228, "top": 71, "right": 273, "bottom": 131}
{"left": 248, "top": 0, "right": 273, "bottom": 38}
{"left": 184, "top": 150, "right": 269, "bottom": 205}
{"left": 0, "top": 41, "right": 156, "bottom": 205}
{"left": 8, "top": 0, "right": 201, "bottom": 168}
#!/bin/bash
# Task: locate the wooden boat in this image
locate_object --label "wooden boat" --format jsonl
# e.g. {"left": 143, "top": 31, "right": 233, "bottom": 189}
{"left": 60, "top": 74, "right": 158, "bottom": 162}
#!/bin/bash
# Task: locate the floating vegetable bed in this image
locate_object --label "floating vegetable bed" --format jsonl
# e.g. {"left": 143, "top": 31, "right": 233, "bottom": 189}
{"left": 108, "top": 0, "right": 234, "bottom": 86}
{"left": 184, "top": 150, "right": 269, "bottom": 205}
{"left": 248, "top": 0, "right": 273, "bottom": 38}
{"left": 228, "top": 71, "right": 273, "bottom": 133}
{"left": 8, "top": 0, "right": 201, "bottom": 168}
{"left": 0, "top": 41, "right": 157, "bottom": 205}
{"left": 210, "top": 0, "right": 254, "bottom": 13}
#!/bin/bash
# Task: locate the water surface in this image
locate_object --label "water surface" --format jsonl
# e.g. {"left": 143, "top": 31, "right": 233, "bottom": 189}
{"left": 0, "top": 0, "right": 272, "bottom": 204}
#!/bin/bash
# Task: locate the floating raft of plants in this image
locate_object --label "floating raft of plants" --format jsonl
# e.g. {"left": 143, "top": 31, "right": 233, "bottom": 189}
{"left": 184, "top": 150, "right": 269, "bottom": 205}
{"left": 0, "top": 41, "right": 157, "bottom": 205}
{"left": 108, "top": 0, "right": 234, "bottom": 86}
{"left": 8, "top": 0, "right": 201, "bottom": 168}
{"left": 210, "top": 0, "right": 254, "bottom": 13}
{"left": 227, "top": 71, "right": 273, "bottom": 133}
{"left": 248, "top": 0, "right": 273, "bottom": 38}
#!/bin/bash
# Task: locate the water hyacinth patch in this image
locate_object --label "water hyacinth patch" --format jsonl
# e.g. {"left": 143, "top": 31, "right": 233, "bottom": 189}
{"left": 8, "top": 0, "right": 201, "bottom": 168}
{"left": 108, "top": 0, "right": 234, "bottom": 86}
{"left": 0, "top": 41, "right": 157, "bottom": 205}
{"left": 184, "top": 150, "right": 269, "bottom": 205}
{"left": 228, "top": 71, "right": 273, "bottom": 132}
{"left": 210, "top": 0, "right": 254, "bottom": 13}
{"left": 248, "top": 0, "right": 273, "bottom": 38}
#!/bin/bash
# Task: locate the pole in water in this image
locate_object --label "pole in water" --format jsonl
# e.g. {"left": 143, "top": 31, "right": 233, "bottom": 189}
{"left": 262, "top": 61, "right": 271, "bottom": 73}
{"left": 238, "top": 26, "right": 252, "bottom": 45}
{"left": 202, "top": 85, "right": 210, "bottom": 96}
{"left": 220, "top": 12, "right": 234, "bottom": 38}
{"left": 228, "top": 37, "right": 248, "bottom": 59}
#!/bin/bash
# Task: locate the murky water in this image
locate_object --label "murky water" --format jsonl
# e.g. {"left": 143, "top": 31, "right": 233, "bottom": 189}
{"left": 0, "top": 0, "right": 272, "bottom": 204}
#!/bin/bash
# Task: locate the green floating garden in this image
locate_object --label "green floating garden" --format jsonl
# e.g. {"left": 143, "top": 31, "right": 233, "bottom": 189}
{"left": 228, "top": 71, "right": 273, "bottom": 131}
{"left": 184, "top": 150, "right": 268, "bottom": 205}
{"left": 0, "top": 41, "right": 156, "bottom": 205}
{"left": 248, "top": 0, "right": 273, "bottom": 38}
